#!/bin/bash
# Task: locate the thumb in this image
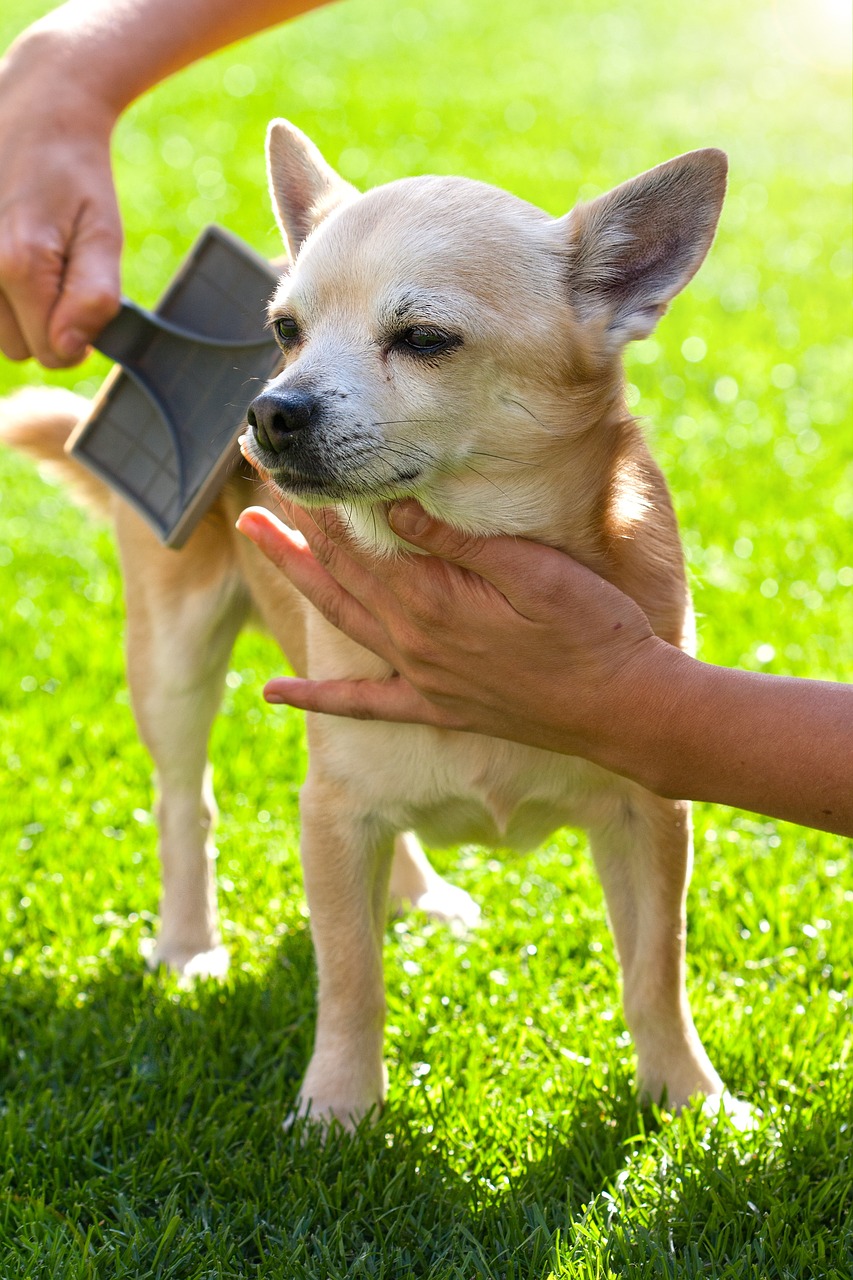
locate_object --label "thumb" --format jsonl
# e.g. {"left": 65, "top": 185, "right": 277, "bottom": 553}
{"left": 388, "top": 499, "right": 621, "bottom": 621}
{"left": 388, "top": 500, "right": 505, "bottom": 568}
{"left": 388, "top": 499, "right": 556, "bottom": 603}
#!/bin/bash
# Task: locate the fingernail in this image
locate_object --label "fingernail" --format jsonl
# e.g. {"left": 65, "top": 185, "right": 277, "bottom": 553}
{"left": 388, "top": 500, "right": 430, "bottom": 538}
{"left": 57, "top": 329, "right": 88, "bottom": 360}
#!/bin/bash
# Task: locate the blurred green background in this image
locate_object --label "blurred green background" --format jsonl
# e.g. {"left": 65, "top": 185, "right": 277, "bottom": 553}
{"left": 0, "top": 0, "right": 851, "bottom": 1276}
{"left": 1, "top": 0, "right": 851, "bottom": 676}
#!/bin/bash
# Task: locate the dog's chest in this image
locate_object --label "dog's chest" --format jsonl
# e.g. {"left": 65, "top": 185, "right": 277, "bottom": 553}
{"left": 311, "top": 711, "right": 620, "bottom": 851}
{"left": 405, "top": 783, "right": 591, "bottom": 852}
{"left": 305, "top": 614, "right": 630, "bottom": 850}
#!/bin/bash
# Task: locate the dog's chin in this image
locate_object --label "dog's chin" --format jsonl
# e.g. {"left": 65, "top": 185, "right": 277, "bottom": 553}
{"left": 264, "top": 463, "right": 424, "bottom": 509}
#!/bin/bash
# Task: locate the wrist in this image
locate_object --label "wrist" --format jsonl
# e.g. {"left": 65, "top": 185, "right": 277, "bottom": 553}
{"left": 590, "top": 638, "right": 700, "bottom": 795}
{"left": 4, "top": 19, "right": 127, "bottom": 124}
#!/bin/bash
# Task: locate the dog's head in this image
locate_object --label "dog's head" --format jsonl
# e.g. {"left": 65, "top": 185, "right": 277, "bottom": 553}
{"left": 246, "top": 120, "right": 726, "bottom": 550}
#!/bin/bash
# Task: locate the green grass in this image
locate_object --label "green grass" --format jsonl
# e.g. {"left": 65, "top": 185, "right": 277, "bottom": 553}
{"left": 1, "top": 0, "right": 851, "bottom": 1274}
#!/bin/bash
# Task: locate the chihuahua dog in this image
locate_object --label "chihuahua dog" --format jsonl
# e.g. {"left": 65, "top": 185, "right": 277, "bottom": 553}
{"left": 2, "top": 120, "right": 732, "bottom": 1128}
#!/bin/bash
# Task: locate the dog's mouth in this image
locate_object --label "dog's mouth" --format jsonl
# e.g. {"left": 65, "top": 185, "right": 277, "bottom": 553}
{"left": 242, "top": 436, "right": 424, "bottom": 504}
{"left": 271, "top": 465, "right": 424, "bottom": 503}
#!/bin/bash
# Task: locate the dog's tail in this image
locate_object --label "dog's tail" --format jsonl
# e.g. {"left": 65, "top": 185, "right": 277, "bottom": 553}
{"left": 0, "top": 387, "right": 112, "bottom": 517}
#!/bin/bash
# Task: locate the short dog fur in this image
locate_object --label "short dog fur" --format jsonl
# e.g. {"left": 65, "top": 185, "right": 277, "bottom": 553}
{"left": 1, "top": 121, "right": 731, "bottom": 1128}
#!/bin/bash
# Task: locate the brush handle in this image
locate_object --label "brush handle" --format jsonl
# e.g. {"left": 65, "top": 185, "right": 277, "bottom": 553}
{"left": 95, "top": 298, "right": 276, "bottom": 363}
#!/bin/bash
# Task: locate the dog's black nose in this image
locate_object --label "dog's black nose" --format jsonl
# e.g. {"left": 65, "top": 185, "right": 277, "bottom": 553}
{"left": 247, "top": 390, "right": 316, "bottom": 453}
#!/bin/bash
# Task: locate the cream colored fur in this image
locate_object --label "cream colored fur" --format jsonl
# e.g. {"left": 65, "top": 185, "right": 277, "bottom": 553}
{"left": 0, "top": 394, "right": 481, "bottom": 980}
{"left": 1, "top": 123, "right": 734, "bottom": 1129}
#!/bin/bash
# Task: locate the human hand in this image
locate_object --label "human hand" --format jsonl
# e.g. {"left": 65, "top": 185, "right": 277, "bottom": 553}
{"left": 236, "top": 500, "right": 683, "bottom": 772}
{"left": 0, "top": 30, "right": 122, "bottom": 367}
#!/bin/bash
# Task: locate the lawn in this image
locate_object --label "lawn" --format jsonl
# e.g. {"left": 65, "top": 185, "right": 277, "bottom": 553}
{"left": 0, "top": 0, "right": 851, "bottom": 1275}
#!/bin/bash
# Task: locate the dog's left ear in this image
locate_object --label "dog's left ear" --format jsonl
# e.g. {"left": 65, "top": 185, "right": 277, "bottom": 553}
{"left": 557, "top": 149, "right": 727, "bottom": 348}
{"left": 266, "top": 119, "right": 358, "bottom": 259}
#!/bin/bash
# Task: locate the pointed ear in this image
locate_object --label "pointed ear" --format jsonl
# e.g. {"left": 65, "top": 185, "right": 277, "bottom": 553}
{"left": 559, "top": 149, "right": 727, "bottom": 348}
{"left": 266, "top": 118, "right": 358, "bottom": 259}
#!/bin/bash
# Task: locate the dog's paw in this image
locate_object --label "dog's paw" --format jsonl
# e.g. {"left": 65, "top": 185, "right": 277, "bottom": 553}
{"left": 283, "top": 1095, "right": 381, "bottom": 1137}
{"left": 140, "top": 936, "right": 230, "bottom": 980}
{"left": 287, "top": 1059, "right": 387, "bottom": 1136}
{"left": 284, "top": 1090, "right": 382, "bottom": 1137}
{"left": 701, "top": 1091, "right": 761, "bottom": 1133}
{"left": 404, "top": 878, "right": 482, "bottom": 930}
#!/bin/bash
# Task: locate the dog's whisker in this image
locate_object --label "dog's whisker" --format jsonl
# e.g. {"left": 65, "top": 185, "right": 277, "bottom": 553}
{"left": 458, "top": 461, "right": 512, "bottom": 500}
{"left": 373, "top": 437, "right": 434, "bottom": 461}
{"left": 340, "top": 501, "right": 357, "bottom": 540}
{"left": 506, "top": 398, "right": 548, "bottom": 430}
{"left": 467, "top": 450, "right": 536, "bottom": 468}
{"left": 371, "top": 418, "right": 444, "bottom": 429}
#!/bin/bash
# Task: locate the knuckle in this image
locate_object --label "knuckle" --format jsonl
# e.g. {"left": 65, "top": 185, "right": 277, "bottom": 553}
{"left": 305, "top": 528, "right": 337, "bottom": 570}
{"left": 317, "top": 587, "right": 346, "bottom": 633}
{"left": 445, "top": 531, "right": 483, "bottom": 562}
{"left": 531, "top": 560, "right": 566, "bottom": 612}
{"left": 401, "top": 589, "right": 441, "bottom": 629}
{"left": 391, "top": 620, "right": 434, "bottom": 665}
{"left": 0, "top": 235, "right": 53, "bottom": 284}
{"left": 350, "top": 690, "right": 380, "bottom": 720}
{"left": 412, "top": 669, "right": 445, "bottom": 700}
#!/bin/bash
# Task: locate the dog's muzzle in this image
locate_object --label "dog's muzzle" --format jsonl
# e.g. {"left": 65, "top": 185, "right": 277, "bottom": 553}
{"left": 247, "top": 389, "right": 316, "bottom": 454}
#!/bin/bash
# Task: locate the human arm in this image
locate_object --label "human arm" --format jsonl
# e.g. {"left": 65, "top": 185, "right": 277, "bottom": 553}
{"left": 0, "top": 0, "right": 326, "bottom": 366}
{"left": 236, "top": 501, "right": 853, "bottom": 837}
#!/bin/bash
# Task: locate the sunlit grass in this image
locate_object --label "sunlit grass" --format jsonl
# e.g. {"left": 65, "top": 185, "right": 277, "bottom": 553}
{"left": 0, "top": 0, "right": 851, "bottom": 1274}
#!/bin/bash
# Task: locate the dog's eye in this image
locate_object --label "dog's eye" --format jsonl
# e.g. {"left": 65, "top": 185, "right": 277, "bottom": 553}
{"left": 273, "top": 316, "right": 300, "bottom": 347}
{"left": 399, "top": 326, "right": 459, "bottom": 356}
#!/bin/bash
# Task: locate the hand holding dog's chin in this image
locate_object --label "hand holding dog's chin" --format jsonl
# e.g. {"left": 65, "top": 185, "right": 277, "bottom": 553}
{"left": 237, "top": 501, "right": 685, "bottom": 783}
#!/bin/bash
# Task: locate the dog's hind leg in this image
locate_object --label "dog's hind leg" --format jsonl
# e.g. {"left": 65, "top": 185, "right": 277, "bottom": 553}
{"left": 119, "top": 509, "right": 250, "bottom": 978}
{"left": 388, "top": 831, "right": 481, "bottom": 928}
{"left": 586, "top": 791, "right": 725, "bottom": 1110}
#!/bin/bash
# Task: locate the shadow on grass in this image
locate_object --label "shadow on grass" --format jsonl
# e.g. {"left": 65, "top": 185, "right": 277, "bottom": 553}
{"left": 0, "top": 930, "right": 626, "bottom": 1276}
{"left": 1, "top": 938, "right": 851, "bottom": 1278}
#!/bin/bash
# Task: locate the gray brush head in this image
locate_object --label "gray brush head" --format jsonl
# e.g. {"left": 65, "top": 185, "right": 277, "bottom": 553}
{"left": 67, "top": 226, "right": 283, "bottom": 548}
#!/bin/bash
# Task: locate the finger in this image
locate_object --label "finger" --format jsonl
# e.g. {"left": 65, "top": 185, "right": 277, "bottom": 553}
{"left": 284, "top": 502, "right": 426, "bottom": 614}
{"left": 47, "top": 210, "right": 122, "bottom": 362}
{"left": 263, "top": 674, "right": 446, "bottom": 726}
{"left": 236, "top": 507, "right": 392, "bottom": 658}
{"left": 0, "top": 292, "right": 29, "bottom": 361}
{"left": 286, "top": 502, "right": 359, "bottom": 552}
{"left": 387, "top": 499, "right": 602, "bottom": 616}
{"left": 236, "top": 506, "right": 308, "bottom": 560}
{"left": 0, "top": 232, "right": 69, "bottom": 367}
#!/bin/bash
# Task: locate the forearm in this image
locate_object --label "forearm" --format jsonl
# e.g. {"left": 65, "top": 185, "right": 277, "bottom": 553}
{"left": 0, "top": 0, "right": 329, "bottom": 363}
{"left": 238, "top": 505, "right": 852, "bottom": 839}
{"left": 614, "top": 648, "right": 853, "bottom": 836}
{"left": 7, "top": 0, "right": 328, "bottom": 116}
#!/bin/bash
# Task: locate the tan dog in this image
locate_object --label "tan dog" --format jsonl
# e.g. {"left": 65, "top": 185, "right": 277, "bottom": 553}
{"left": 2, "top": 121, "right": 732, "bottom": 1128}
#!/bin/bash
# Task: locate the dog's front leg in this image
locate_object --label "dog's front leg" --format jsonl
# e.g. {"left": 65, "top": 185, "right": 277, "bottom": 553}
{"left": 294, "top": 775, "right": 394, "bottom": 1131}
{"left": 588, "top": 791, "right": 725, "bottom": 1110}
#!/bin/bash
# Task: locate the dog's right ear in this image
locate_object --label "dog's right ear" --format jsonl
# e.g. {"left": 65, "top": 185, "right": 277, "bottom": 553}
{"left": 266, "top": 119, "right": 358, "bottom": 259}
